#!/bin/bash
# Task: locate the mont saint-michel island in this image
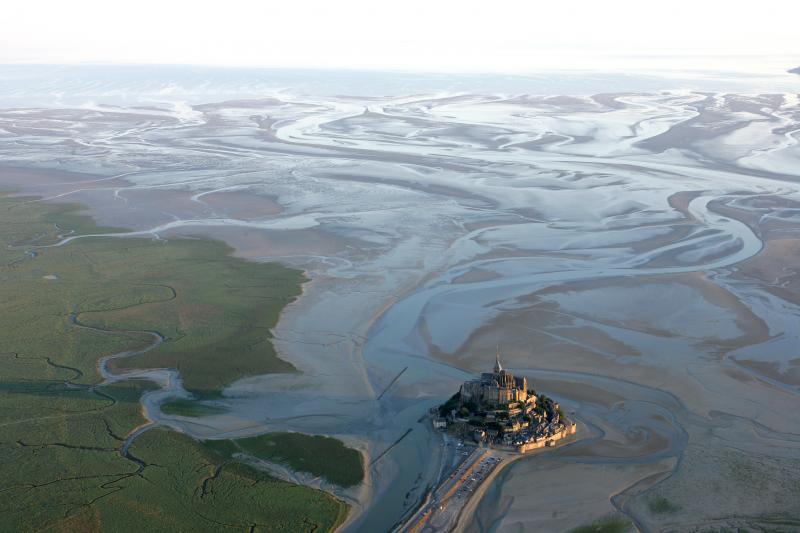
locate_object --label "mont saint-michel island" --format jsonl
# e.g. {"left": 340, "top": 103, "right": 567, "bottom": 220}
{"left": 435, "top": 352, "right": 576, "bottom": 451}
{"left": 398, "top": 354, "right": 578, "bottom": 532}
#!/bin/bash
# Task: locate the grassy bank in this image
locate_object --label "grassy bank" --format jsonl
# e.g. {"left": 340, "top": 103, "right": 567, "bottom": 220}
{"left": 0, "top": 193, "right": 355, "bottom": 531}
{"left": 207, "top": 432, "right": 365, "bottom": 488}
{"left": 161, "top": 398, "right": 228, "bottom": 417}
{"left": 570, "top": 514, "right": 634, "bottom": 533}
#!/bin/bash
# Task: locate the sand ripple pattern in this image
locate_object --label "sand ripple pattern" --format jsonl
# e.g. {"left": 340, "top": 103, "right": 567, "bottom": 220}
{"left": 2, "top": 85, "right": 800, "bottom": 531}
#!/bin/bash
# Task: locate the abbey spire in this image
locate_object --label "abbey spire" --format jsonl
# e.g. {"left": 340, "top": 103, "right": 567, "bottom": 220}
{"left": 494, "top": 345, "right": 503, "bottom": 373}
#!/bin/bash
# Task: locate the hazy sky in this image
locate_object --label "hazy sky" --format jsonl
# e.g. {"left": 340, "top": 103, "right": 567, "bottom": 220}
{"left": 2, "top": 0, "right": 798, "bottom": 72}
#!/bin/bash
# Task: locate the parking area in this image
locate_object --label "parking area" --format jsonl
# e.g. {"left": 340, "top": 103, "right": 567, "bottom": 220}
{"left": 399, "top": 443, "right": 506, "bottom": 533}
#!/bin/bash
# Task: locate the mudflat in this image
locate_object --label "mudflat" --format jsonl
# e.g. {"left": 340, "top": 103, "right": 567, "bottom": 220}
{"left": 1, "top": 78, "right": 799, "bottom": 532}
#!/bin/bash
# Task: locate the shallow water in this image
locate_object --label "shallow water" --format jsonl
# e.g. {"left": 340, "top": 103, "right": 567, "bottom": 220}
{"left": 2, "top": 67, "right": 800, "bottom": 531}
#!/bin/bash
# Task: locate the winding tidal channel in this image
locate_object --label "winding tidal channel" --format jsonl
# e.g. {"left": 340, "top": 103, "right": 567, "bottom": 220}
{"left": 3, "top": 68, "right": 800, "bottom": 531}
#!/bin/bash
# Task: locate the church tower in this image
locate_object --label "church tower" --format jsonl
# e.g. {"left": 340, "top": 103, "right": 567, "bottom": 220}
{"left": 494, "top": 346, "right": 503, "bottom": 373}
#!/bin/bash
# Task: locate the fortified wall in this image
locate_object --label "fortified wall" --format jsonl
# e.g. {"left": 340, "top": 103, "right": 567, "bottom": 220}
{"left": 435, "top": 351, "right": 579, "bottom": 454}
{"left": 516, "top": 421, "right": 577, "bottom": 453}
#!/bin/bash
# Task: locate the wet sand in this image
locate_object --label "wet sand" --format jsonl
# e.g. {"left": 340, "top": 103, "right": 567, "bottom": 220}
{"left": 2, "top": 85, "right": 800, "bottom": 531}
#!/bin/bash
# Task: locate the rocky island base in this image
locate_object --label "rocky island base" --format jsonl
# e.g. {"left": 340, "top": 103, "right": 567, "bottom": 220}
{"left": 396, "top": 353, "right": 578, "bottom": 532}
{"left": 433, "top": 351, "right": 577, "bottom": 453}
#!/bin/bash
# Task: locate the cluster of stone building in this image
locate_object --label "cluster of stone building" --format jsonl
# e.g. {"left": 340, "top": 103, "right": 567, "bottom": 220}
{"left": 434, "top": 352, "right": 576, "bottom": 452}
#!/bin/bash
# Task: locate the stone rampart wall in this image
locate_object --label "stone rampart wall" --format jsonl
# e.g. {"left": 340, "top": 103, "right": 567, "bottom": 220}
{"left": 516, "top": 422, "right": 577, "bottom": 454}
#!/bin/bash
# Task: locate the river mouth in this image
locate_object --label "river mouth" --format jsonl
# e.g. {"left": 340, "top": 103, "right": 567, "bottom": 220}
{"left": 2, "top": 70, "right": 800, "bottom": 531}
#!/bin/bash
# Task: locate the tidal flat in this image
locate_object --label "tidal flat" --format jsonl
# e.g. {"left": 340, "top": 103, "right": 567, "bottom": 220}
{"left": 1, "top": 66, "right": 800, "bottom": 531}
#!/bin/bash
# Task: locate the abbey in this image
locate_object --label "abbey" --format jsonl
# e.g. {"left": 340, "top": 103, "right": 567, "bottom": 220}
{"left": 460, "top": 351, "right": 531, "bottom": 406}
{"left": 436, "top": 350, "right": 576, "bottom": 452}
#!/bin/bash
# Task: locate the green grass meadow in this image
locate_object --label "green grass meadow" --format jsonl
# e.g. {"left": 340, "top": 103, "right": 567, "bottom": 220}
{"left": 206, "top": 432, "right": 365, "bottom": 488}
{"left": 0, "top": 194, "right": 356, "bottom": 532}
